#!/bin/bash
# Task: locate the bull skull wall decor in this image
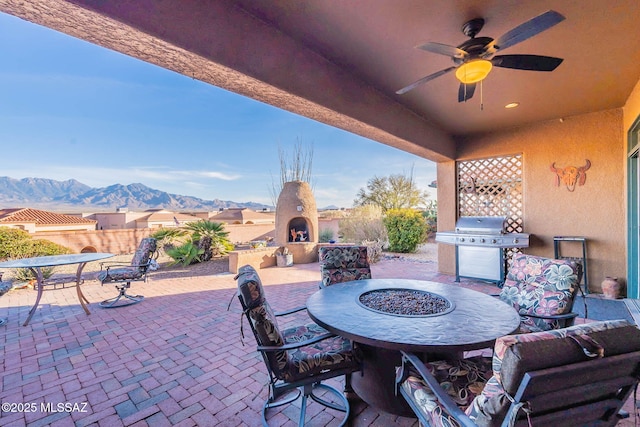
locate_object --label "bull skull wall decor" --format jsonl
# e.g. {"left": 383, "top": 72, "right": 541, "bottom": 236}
{"left": 550, "top": 159, "right": 591, "bottom": 192}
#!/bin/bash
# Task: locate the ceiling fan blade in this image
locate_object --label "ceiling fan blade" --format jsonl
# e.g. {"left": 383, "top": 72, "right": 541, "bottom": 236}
{"left": 487, "top": 10, "right": 565, "bottom": 52}
{"left": 417, "top": 42, "right": 467, "bottom": 59}
{"left": 492, "top": 54, "right": 563, "bottom": 71}
{"left": 396, "top": 66, "right": 456, "bottom": 95}
{"left": 458, "top": 83, "right": 476, "bottom": 102}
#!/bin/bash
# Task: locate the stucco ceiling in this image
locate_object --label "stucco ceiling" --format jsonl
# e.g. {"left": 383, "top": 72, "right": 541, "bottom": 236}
{"left": 235, "top": 0, "right": 640, "bottom": 136}
{"left": 2, "top": 0, "right": 640, "bottom": 161}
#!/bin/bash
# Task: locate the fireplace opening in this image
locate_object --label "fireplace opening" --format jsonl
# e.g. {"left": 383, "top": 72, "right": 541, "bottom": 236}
{"left": 288, "top": 217, "right": 310, "bottom": 242}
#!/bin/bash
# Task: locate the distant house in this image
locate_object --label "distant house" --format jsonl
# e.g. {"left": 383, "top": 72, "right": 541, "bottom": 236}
{"left": 209, "top": 208, "right": 275, "bottom": 225}
{"left": 0, "top": 208, "right": 97, "bottom": 233}
{"left": 88, "top": 209, "right": 200, "bottom": 230}
{"left": 135, "top": 210, "right": 200, "bottom": 229}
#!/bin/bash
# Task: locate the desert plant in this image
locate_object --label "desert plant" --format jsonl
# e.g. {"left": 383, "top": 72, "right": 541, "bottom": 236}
{"left": 182, "top": 220, "right": 232, "bottom": 257}
{"left": 383, "top": 208, "right": 428, "bottom": 253}
{"left": 150, "top": 228, "right": 189, "bottom": 254}
{"left": 165, "top": 241, "right": 204, "bottom": 266}
{"left": 362, "top": 239, "right": 385, "bottom": 263}
{"left": 12, "top": 266, "right": 55, "bottom": 283}
{"left": 423, "top": 200, "right": 438, "bottom": 235}
{"left": 269, "top": 139, "right": 314, "bottom": 206}
{"left": 319, "top": 228, "right": 335, "bottom": 243}
{"left": 338, "top": 204, "right": 388, "bottom": 244}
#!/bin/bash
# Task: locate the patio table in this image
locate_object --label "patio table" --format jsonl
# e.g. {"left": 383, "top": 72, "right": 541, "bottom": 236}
{"left": 0, "top": 253, "right": 114, "bottom": 326}
{"left": 305, "top": 278, "right": 520, "bottom": 416}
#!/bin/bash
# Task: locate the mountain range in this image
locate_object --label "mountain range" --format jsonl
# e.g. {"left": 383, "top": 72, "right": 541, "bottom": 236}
{"left": 0, "top": 177, "right": 271, "bottom": 212}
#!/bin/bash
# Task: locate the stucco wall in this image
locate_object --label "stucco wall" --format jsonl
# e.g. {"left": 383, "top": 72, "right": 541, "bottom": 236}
{"left": 438, "top": 109, "right": 625, "bottom": 293}
{"left": 623, "top": 79, "right": 640, "bottom": 135}
{"left": 36, "top": 224, "right": 276, "bottom": 255}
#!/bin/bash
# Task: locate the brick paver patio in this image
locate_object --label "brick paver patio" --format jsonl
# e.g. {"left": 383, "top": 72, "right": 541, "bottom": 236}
{"left": 0, "top": 256, "right": 636, "bottom": 426}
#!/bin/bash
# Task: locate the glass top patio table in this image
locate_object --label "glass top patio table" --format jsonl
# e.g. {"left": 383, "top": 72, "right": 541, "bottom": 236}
{"left": 0, "top": 253, "right": 114, "bottom": 326}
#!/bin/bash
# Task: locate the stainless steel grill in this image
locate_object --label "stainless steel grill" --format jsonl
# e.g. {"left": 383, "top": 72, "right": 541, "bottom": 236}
{"left": 436, "top": 216, "right": 530, "bottom": 284}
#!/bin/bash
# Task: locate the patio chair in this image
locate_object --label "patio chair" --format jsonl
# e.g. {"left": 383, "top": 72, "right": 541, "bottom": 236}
{"left": 318, "top": 245, "right": 372, "bottom": 288}
{"left": 97, "top": 237, "right": 158, "bottom": 308}
{"left": 498, "top": 253, "right": 583, "bottom": 333}
{"left": 396, "top": 319, "right": 640, "bottom": 427}
{"left": 235, "top": 264, "right": 361, "bottom": 427}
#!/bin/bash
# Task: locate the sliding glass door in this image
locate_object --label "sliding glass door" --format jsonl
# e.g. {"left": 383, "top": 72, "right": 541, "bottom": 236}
{"left": 628, "top": 118, "right": 640, "bottom": 299}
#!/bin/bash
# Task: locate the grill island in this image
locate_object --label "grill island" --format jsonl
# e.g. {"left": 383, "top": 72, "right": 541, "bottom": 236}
{"left": 435, "top": 216, "right": 530, "bottom": 284}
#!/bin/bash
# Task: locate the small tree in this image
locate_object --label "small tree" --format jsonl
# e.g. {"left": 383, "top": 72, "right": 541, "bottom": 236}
{"left": 354, "top": 170, "right": 429, "bottom": 211}
{"left": 383, "top": 208, "right": 428, "bottom": 253}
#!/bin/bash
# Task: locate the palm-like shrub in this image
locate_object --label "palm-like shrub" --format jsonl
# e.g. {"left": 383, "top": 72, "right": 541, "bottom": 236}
{"left": 150, "top": 220, "right": 233, "bottom": 266}
{"left": 182, "top": 220, "right": 232, "bottom": 258}
{"left": 165, "top": 241, "right": 204, "bottom": 266}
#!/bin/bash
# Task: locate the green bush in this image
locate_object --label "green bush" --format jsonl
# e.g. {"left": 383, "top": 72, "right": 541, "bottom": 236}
{"left": 0, "top": 228, "right": 71, "bottom": 260}
{"left": 319, "top": 228, "right": 335, "bottom": 243}
{"left": 0, "top": 228, "right": 72, "bottom": 281}
{"left": 0, "top": 228, "right": 31, "bottom": 259}
{"left": 383, "top": 208, "right": 428, "bottom": 253}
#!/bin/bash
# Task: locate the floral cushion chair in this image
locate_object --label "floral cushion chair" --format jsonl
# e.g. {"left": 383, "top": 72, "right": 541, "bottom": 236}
{"left": 397, "top": 319, "right": 640, "bottom": 427}
{"left": 235, "top": 264, "right": 361, "bottom": 426}
{"left": 499, "top": 253, "right": 582, "bottom": 332}
{"left": 97, "top": 237, "right": 158, "bottom": 308}
{"left": 319, "top": 245, "right": 372, "bottom": 288}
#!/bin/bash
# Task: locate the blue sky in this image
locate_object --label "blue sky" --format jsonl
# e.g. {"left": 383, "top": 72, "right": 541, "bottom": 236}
{"left": 0, "top": 12, "right": 436, "bottom": 209}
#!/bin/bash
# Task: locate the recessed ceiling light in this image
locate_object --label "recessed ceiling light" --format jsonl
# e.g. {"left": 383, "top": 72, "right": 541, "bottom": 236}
{"left": 505, "top": 102, "right": 520, "bottom": 109}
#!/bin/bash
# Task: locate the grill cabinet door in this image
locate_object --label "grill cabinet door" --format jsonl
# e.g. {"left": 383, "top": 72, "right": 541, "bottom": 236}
{"left": 457, "top": 246, "right": 502, "bottom": 282}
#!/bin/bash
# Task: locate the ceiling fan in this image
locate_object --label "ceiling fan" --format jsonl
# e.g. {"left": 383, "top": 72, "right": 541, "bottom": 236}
{"left": 396, "top": 10, "right": 565, "bottom": 102}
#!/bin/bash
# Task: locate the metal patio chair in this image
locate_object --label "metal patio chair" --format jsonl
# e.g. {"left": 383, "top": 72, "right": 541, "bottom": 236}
{"left": 235, "top": 264, "right": 361, "bottom": 426}
{"left": 97, "top": 237, "right": 158, "bottom": 308}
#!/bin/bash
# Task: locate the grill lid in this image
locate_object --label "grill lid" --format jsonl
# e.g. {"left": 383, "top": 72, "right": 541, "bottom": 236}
{"left": 455, "top": 216, "right": 506, "bottom": 234}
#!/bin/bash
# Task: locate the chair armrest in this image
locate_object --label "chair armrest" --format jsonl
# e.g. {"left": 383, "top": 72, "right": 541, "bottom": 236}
{"left": 397, "top": 351, "right": 478, "bottom": 427}
{"left": 99, "top": 261, "right": 131, "bottom": 270}
{"left": 520, "top": 311, "right": 579, "bottom": 321}
{"left": 274, "top": 305, "right": 307, "bottom": 316}
{"left": 257, "top": 332, "right": 336, "bottom": 351}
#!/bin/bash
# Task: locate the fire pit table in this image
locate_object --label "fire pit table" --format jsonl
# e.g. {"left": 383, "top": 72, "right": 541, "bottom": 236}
{"left": 305, "top": 278, "right": 520, "bottom": 416}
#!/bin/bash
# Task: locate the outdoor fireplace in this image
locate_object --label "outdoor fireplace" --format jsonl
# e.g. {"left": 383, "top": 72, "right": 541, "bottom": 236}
{"left": 274, "top": 181, "right": 318, "bottom": 263}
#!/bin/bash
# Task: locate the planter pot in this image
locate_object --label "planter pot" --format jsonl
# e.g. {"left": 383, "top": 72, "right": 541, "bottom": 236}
{"left": 602, "top": 277, "right": 623, "bottom": 299}
{"left": 276, "top": 253, "right": 294, "bottom": 267}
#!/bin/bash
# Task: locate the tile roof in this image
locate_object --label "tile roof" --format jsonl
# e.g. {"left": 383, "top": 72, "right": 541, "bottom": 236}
{"left": 0, "top": 208, "right": 96, "bottom": 225}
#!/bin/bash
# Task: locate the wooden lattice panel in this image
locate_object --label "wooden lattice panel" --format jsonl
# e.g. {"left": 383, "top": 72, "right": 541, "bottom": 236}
{"left": 457, "top": 154, "right": 523, "bottom": 234}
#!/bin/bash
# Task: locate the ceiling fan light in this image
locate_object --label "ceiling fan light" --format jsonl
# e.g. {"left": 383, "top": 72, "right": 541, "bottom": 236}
{"left": 455, "top": 59, "right": 493, "bottom": 84}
